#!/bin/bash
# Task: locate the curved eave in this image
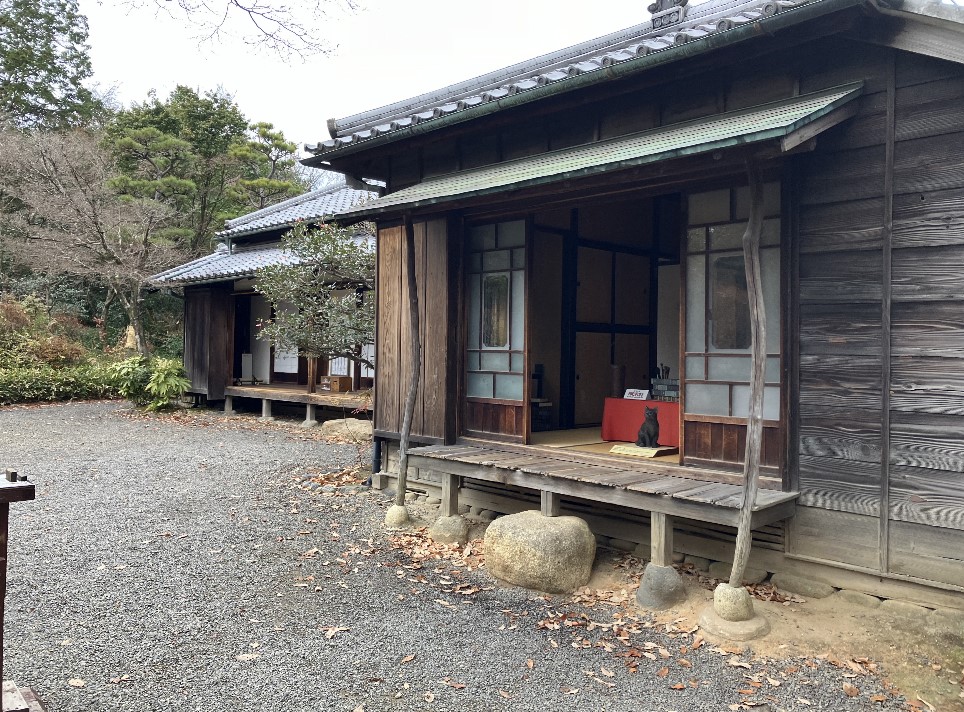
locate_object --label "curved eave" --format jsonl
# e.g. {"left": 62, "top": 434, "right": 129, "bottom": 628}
{"left": 334, "top": 82, "right": 864, "bottom": 222}
{"left": 304, "top": 0, "right": 866, "bottom": 168}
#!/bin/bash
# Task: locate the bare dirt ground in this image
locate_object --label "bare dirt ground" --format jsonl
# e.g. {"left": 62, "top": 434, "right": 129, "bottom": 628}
{"left": 401, "top": 496, "right": 964, "bottom": 712}
{"left": 584, "top": 550, "right": 964, "bottom": 712}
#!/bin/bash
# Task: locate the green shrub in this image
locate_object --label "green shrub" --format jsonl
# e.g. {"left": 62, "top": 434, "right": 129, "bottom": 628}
{"left": 144, "top": 358, "right": 190, "bottom": 411}
{"left": 106, "top": 355, "right": 190, "bottom": 411}
{"left": 0, "top": 364, "right": 118, "bottom": 406}
{"left": 106, "top": 356, "right": 152, "bottom": 406}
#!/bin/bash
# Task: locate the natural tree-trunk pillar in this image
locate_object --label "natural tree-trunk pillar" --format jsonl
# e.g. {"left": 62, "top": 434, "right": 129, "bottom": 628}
{"left": 394, "top": 216, "right": 421, "bottom": 510}
{"left": 729, "top": 161, "right": 767, "bottom": 588}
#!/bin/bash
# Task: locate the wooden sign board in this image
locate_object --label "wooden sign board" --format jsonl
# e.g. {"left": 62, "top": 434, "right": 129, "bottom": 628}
{"left": 610, "top": 444, "right": 679, "bottom": 458}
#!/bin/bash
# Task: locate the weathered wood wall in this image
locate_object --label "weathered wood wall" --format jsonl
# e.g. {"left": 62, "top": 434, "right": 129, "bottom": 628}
{"left": 684, "top": 422, "right": 782, "bottom": 474}
{"left": 791, "top": 42, "right": 964, "bottom": 589}
{"left": 183, "top": 285, "right": 233, "bottom": 401}
{"left": 375, "top": 219, "right": 459, "bottom": 443}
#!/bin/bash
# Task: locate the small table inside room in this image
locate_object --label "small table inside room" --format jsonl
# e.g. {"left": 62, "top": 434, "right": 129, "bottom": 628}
{"left": 601, "top": 397, "right": 680, "bottom": 453}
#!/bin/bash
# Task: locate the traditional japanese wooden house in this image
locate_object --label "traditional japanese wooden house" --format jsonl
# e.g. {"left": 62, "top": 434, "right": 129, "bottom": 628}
{"left": 151, "top": 181, "right": 378, "bottom": 420}
{"left": 305, "top": 0, "right": 964, "bottom": 606}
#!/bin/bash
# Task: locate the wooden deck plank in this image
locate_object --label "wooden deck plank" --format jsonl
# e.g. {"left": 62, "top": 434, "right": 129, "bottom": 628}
{"left": 671, "top": 481, "right": 735, "bottom": 504}
{"left": 479, "top": 454, "right": 552, "bottom": 468}
{"left": 629, "top": 476, "right": 715, "bottom": 496}
{"left": 437, "top": 447, "right": 486, "bottom": 460}
{"left": 224, "top": 385, "right": 371, "bottom": 411}
{"left": 588, "top": 471, "right": 662, "bottom": 487}
{"left": 451, "top": 450, "right": 509, "bottom": 464}
{"left": 520, "top": 461, "right": 592, "bottom": 476}
{"left": 406, "top": 445, "right": 798, "bottom": 525}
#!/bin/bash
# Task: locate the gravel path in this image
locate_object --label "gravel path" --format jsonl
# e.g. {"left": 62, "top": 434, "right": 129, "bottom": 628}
{"left": 2, "top": 401, "right": 905, "bottom": 712}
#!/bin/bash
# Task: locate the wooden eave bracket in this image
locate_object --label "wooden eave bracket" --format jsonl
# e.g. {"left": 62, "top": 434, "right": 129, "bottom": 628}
{"left": 781, "top": 102, "right": 861, "bottom": 153}
{"left": 844, "top": 15, "right": 964, "bottom": 64}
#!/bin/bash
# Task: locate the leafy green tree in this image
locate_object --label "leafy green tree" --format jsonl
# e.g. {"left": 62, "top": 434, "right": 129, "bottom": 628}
{"left": 109, "top": 87, "right": 249, "bottom": 253}
{"left": 229, "top": 122, "right": 307, "bottom": 211}
{"left": 256, "top": 221, "right": 375, "bottom": 387}
{"left": 0, "top": 0, "right": 101, "bottom": 128}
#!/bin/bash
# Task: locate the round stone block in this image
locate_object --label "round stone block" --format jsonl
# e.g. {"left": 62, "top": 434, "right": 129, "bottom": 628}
{"left": 636, "top": 563, "right": 686, "bottom": 611}
{"left": 483, "top": 510, "right": 595, "bottom": 594}
{"left": 834, "top": 589, "right": 882, "bottom": 609}
{"left": 384, "top": 504, "right": 410, "bottom": 528}
{"left": 714, "top": 583, "right": 755, "bottom": 622}
{"left": 428, "top": 515, "right": 470, "bottom": 545}
{"left": 770, "top": 572, "right": 834, "bottom": 599}
{"left": 319, "top": 417, "right": 373, "bottom": 441}
{"left": 699, "top": 604, "right": 771, "bottom": 641}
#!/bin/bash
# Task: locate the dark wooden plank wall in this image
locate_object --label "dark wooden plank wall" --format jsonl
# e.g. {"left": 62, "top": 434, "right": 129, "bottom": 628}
{"left": 793, "top": 45, "right": 964, "bottom": 586}
{"left": 374, "top": 220, "right": 456, "bottom": 442}
{"left": 684, "top": 423, "right": 781, "bottom": 472}
{"left": 464, "top": 401, "right": 526, "bottom": 439}
{"left": 795, "top": 42, "right": 892, "bottom": 522}
{"left": 183, "top": 285, "right": 233, "bottom": 401}
{"left": 888, "top": 54, "right": 964, "bottom": 543}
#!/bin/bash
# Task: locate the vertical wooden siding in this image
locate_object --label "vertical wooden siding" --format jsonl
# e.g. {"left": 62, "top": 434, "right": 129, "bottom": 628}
{"left": 795, "top": 43, "right": 892, "bottom": 520}
{"left": 886, "top": 53, "right": 964, "bottom": 587}
{"left": 794, "top": 44, "right": 964, "bottom": 587}
{"left": 182, "top": 285, "right": 233, "bottom": 401}
{"left": 375, "top": 219, "right": 457, "bottom": 442}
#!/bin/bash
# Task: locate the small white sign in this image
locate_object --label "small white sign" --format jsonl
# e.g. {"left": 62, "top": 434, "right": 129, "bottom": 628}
{"left": 274, "top": 347, "right": 299, "bottom": 373}
{"left": 623, "top": 389, "right": 650, "bottom": 400}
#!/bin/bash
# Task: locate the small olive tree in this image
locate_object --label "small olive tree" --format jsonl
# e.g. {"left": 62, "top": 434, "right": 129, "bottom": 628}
{"left": 255, "top": 220, "right": 375, "bottom": 390}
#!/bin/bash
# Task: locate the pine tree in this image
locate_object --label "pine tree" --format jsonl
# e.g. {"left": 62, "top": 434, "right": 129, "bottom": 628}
{"left": 0, "top": 0, "right": 101, "bottom": 128}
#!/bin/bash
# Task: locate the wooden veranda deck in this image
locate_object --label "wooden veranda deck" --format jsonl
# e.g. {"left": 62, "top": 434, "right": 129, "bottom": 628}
{"left": 407, "top": 442, "right": 798, "bottom": 530}
{"left": 223, "top": 383, "right": 372, "bottom": 411}
{"left": 222, "top": 383, "right": 371, "bottom": 425}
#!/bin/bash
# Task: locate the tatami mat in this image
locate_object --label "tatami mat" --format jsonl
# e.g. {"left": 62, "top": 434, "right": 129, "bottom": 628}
{"left": 530, "top": 427, "right": 603, "bottom": 448}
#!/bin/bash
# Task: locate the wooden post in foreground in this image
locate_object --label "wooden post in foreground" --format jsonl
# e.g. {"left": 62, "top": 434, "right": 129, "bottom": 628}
{"left": 306, "top": 357, "right": 317, "bottom": 394}
{"left": 394, "top": 216, "right": 421, "bottom": 509}
{"left": 729, "top": 162, "right": 767, "bottom": 588}
{"left": 2, "top": 469, "right": 39, "bottom": 712}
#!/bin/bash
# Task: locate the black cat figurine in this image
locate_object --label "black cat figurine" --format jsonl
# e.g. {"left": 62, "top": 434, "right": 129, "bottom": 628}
{"left": 635, "top": 406, "right": 660, "bottom": 448}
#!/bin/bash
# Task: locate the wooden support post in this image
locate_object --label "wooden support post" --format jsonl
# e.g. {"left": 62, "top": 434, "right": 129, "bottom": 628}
{"left": 729, "top": 160, "right": 766, "bottom": 589}
{"left": 440, "top": 473, "right": 459, "bottom": 518}
{"left": 540, "top": 490, "right": 561, "bottom": 517}
{"left": 1, "top": 501, "right": 7, "bottom": 693}
{"left": 224, "top": 395, "right": 234, "bottom": 415}
{"left": 650, "top": 511, "right": 674, "bottom": 567}
{"left": 395, "top": 216, "right": 422, "bottom": 508}
{"left": 306, "top": 357, "right": 317, "bottom": 395}
{"left": 260, "top": 399, "right": 274, "bottom": 421}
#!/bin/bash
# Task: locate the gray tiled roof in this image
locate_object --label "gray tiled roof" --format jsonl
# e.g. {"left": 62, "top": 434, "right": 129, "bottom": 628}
{"left": 150, "top": 245, "right": 299, "bottom": 285}
{"left": 217, "top": 182, "right": 378, "bottom": 239}
{"left": 307, "top": 0, "right": 816, "bottom": 158}
{"left": 154, "top": 183, "right": 377, "bottom": 285}
{"left": 151, "top": 230, "right": 375, "bottom": 286}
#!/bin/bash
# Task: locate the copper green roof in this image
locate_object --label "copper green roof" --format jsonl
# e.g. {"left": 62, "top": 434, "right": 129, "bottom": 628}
{"left": 337, "top": 83, "right": 863, "bottom": 220}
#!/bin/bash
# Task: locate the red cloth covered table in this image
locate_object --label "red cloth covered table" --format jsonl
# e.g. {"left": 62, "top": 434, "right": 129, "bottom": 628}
{"left": 601, "top": 398, "right": 680, "bottom": 446}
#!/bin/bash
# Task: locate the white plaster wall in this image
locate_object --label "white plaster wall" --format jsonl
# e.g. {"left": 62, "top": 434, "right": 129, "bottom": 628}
{"left": 250, "top": 295, "right": 272, "bottom": 383}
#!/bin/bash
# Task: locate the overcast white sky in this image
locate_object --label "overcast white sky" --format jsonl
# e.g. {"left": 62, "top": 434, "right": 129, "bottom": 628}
{"left": 79, "top": 0, "right": 657, "bottom": 153}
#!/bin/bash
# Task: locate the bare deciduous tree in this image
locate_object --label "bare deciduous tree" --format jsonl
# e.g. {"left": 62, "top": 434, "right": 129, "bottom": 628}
{"left": 125, "top": 0, "right": 360, "bottom": 60}
{"left": 0, "top": 129, "right": 184, "bottom": 353}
